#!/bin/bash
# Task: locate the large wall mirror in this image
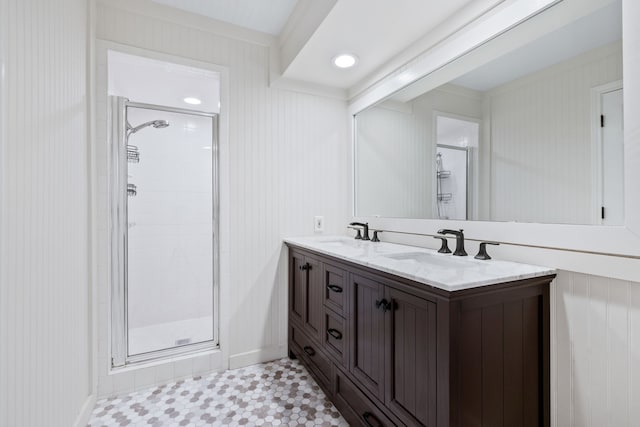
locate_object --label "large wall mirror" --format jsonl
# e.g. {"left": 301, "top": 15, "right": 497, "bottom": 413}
{"left": 355, "top": 0, "right": 622, "bottom": 226}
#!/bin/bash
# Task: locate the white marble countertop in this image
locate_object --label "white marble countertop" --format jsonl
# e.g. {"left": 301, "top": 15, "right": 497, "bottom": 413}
{"left": 284, "top": 235, "right": 555, "bottom": 292}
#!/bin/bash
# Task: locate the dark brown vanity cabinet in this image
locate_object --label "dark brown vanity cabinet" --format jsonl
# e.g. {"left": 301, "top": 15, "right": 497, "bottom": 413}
{"left": 287, "top": 244, "right": 554, "bottom": 427}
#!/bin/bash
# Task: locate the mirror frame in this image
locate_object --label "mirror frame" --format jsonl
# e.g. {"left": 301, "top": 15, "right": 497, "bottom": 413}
{"left": 348, "top": 0, "right": 640, "bottom": 258}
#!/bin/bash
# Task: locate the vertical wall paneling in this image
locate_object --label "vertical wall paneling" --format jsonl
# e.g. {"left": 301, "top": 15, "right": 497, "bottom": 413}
{"left": 551, "top": 271, "right": 638, "bottom": 427}
{"left": 486, "top": 42, "right": 622, "bottom": 224}
{"left": 356, "top": 86, "right": 482, "bottom": 219}
{"left": 0, "top": 0, "right": 8, "bottom": 423}
{"left": 0, "top": 0, "right": 92, "bottom": 426}
{"left": 94, "top": 0, "right": 349, "bottom": 395}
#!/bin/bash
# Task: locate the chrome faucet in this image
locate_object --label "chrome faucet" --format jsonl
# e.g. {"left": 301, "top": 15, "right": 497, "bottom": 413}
{"left": 437, "top": 229, "right": 467, "bottom": 256}
{"left": 350, "top": 222, "right": 370, "bottom": 240}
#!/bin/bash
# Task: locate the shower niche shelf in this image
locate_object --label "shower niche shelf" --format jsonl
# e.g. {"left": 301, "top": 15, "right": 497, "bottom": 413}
{"left": 127, "top": 145, "right": 140, "bottom": 163}
{"left": 127, "top": 183, "right": 137, "bottom": 197}
{"left": 437, "top": 192, "right": 453, "bottom": 202}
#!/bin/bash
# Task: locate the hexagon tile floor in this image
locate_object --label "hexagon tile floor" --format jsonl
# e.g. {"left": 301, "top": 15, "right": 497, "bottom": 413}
{"left": 87, "top": 358, "right": 348, "bottom": 427}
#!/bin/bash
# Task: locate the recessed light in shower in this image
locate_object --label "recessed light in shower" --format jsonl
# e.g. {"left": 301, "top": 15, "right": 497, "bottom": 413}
{"left": 184, "top": 97, "right": 202, "bottom": 105}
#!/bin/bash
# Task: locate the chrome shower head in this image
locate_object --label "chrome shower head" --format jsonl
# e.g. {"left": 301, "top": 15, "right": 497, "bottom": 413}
{"left": 127, "top": 119, "right": 170, "bottom": 135}
{"left": 151, "top": 120, "right": 169, "bottom": 129}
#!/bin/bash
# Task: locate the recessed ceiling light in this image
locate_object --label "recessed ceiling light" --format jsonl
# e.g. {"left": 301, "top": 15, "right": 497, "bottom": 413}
{"left": 332, "top": 54, "right": 358, "bottom": 69}
{"left": 184, "top": 97, "right": 202, "bottom": 105}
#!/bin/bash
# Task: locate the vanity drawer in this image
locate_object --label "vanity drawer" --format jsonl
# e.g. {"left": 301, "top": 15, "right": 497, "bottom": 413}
{"left": 324, "top": 264, "right": 348, "bottom": 316}
{"left": 324, "top": 309, "right": 348, "bottom": 367}
{"left": 290, "top": 324, "right": 332, "bottom": 391}
{"left": 333, "top": 368, "right": 397, "bottom": 427}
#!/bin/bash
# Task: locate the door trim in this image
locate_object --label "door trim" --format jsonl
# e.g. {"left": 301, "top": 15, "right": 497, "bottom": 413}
{"left": 590, "top": 80, "right": 623, "bottom": 225}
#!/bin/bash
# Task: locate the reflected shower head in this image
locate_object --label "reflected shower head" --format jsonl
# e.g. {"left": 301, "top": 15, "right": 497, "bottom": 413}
{"left": 151, "top": 120, "right": 169, "bottom": 129}
{"left": 127, "top": 119, "right": 170, "bottom": 135}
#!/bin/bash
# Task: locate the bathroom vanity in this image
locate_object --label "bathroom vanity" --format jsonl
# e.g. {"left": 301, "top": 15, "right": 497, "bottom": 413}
{"left": 285, "top": 236, "right": 555, "bottom": 427}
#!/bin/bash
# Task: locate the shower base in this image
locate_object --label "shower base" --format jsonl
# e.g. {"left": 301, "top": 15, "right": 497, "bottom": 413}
{"left": 128, "top": 315, "right": 213, "bottom": 356}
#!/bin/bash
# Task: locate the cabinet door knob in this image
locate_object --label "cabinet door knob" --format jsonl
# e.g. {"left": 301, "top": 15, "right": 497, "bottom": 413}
{"left": 303, "top": 346, "right": 315, "bottom": 356}
{"left": 375, "top": 299, "right": 392, "bottom": 313}
{"left": 362, "top": 412, "right": 381, "bottom": 427}
{"left": 327, "top": 328, "right": 343, "bottom": 340}
{"left": 299, "top": 262, "right": 311, "bottom": 271}
{"left": 326, "top": 284, "right": 343, "bottom": 293}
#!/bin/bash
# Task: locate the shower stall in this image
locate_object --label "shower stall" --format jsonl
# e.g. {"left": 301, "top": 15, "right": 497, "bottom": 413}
{"left": 109, "top": 97, "right": 219, "bottom": 367}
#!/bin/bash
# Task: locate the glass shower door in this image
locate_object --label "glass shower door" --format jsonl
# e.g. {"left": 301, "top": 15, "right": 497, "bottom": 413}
{"left": 111, "top": 97, "right": 218, "bottom": 366}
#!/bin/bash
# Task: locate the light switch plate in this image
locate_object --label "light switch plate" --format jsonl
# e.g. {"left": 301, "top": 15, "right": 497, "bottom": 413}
{"left": 314, "top": 216, "right": 324, "bottom": 232}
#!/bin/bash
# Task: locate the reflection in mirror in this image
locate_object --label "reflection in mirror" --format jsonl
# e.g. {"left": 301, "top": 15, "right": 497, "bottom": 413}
{"left": 355, "top": 0, "right": 623, "bottom": 226}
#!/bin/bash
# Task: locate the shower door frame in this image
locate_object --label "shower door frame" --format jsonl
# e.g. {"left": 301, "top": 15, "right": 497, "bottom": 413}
{"left": 110, "top": 97, "right": 220, "bottom": 368}
{"left": 435, "top": 144, "right": 470, "bottom": 220}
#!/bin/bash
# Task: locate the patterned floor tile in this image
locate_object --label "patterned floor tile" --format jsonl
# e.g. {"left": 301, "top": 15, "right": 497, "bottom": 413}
{"left": 88, "top": 358, "right": 348, "bottom": 427}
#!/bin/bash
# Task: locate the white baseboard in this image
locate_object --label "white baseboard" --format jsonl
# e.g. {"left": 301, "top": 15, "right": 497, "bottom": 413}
{"left": 73, "top": 394, "right": 97, "bottom": 427}
{"left": 228, "top": 346, "right": 287, "bottom": 370}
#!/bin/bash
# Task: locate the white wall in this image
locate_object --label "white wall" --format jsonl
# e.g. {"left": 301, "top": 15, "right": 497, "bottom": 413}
{"left": 93, "top": 0, "right": 350, "bottom": 396}
{"left": 553, "top": 271, "right": 640, "bottom": 427}
{"left": 485, "top": 42, "right": 623, "bottom": 224}
{"left": 356, "top": 103, "right": 431, "bottom": 218}
{"left": 0, "top": 0, "right": 93, "bottom": 426}
{"left": 356, "top": 85, "right": 481, "bottom": 218}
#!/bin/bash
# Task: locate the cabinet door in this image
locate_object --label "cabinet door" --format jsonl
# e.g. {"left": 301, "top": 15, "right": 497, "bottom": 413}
{"left": 385, "top": 287, "right": 437, "bottom": 426}
{"left": 349, "top": 274, "right": 386, "bottom": 400}
{"left": 289, "top": 252, "right": 306, "bottom": 325}
{"left": 304, "top": 255, "right": 323, "bottom": 342}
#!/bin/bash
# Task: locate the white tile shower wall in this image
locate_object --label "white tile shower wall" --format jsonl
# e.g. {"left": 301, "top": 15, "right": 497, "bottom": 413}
{"left": 0, "top": 0, "right": 92, "bottom": 426}
{"left": 125, "top": 109, "right": 214, "bottom": 333}
{"left": 93, "top": 0, "right": 349, "bottom": 396}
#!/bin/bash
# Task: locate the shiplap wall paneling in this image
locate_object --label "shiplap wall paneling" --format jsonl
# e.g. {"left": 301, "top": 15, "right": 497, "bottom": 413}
{"left": 487, "top": 42, "right": 622, "bottom": 224}
{"left": 553, "top": 271, "right": 638, "bottom": 427}
{"left": 94, "top": 0, "right": 350, "bottom": 396}
{"left": 355, "top": 86, "right": 481, "bottom": 219}
{"left": 0, "top": 0, "right": 92, "bottom": 426}
{"left": 356, "top": 104, "right": 431, "bottom": 218}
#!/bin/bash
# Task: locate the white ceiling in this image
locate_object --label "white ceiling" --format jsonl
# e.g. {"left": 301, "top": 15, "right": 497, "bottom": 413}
{"left": 151, "top": 0, "right": 298, "bottom": 35}
{"left": 282, "top": 0, "right": 482, "bottom": 89}
{"left": 149, "top": 0, "right": 503, "bottom": 91}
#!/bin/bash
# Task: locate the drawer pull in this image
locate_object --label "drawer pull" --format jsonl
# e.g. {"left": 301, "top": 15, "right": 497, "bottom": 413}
{"left": 299, "top": 262, "right": 311, "bottom": 271}
{"left": 327, "top": 328, "right": 343, "bottom": 340}
{"left": 375, "top": 299, "right": 392, "bottom": 313}
{"left": 326, "top": 284, "right": 343, "bottom": 293}
{"left": 303, "top": 346, "right": 316, "bottom": 356}
{"left": 362, "top": 412, "right": 382, "bottom": 427}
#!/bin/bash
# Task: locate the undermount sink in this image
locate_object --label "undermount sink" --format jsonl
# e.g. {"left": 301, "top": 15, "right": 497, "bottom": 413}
{"left": 314, "top": 237, "right": 361, "bottom": 247}
{"left": 383, "top": 252, "right": 433, "bottom": 260}
{"left": 381, "top": 251, "right": 474, "bottom": 267}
